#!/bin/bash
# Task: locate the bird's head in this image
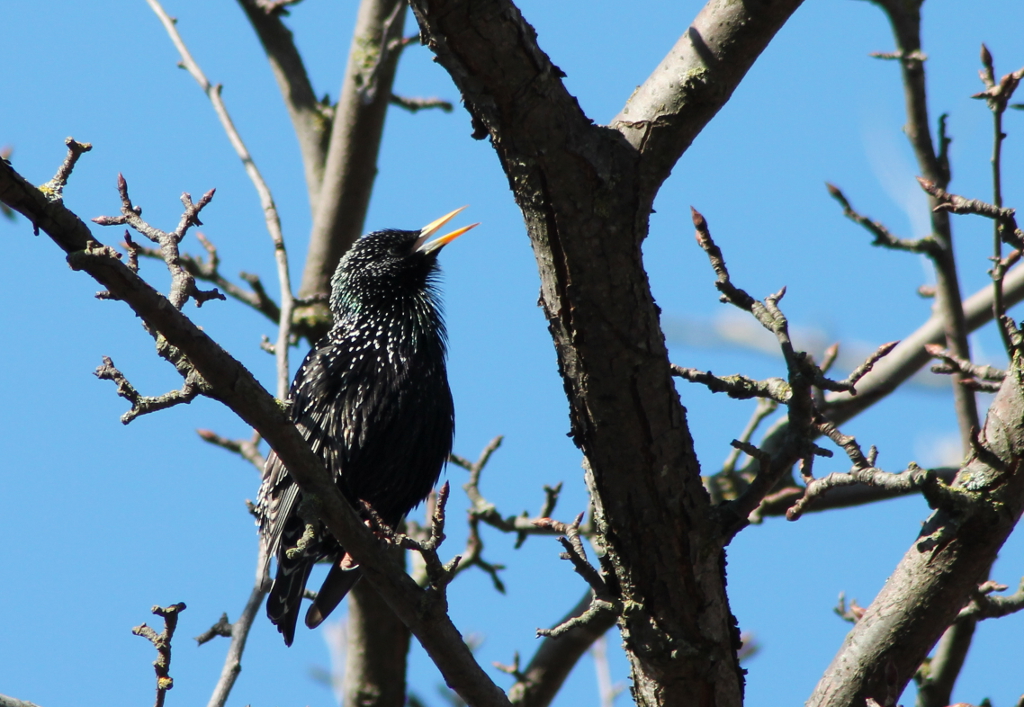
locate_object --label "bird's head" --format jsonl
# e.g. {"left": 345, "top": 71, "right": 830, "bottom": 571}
{"left": 330, "top": 207, "right": 478, "bottom": 314}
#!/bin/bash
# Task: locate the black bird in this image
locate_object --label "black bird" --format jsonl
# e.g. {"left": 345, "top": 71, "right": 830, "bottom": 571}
{"left": 256, "top": 207, "right": 477, "bottom": 645}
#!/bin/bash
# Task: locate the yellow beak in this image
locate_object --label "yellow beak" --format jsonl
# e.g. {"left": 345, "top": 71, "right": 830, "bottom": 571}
{"left": 415, "top": 206, "right": 480, "bottom": 254}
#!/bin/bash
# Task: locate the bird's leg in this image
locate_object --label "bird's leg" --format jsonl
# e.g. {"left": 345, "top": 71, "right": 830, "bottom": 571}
{"left": 359, "top": 500, "right": 399, "bottom": 541}
{"left": 285, "top": 522, "right": 318, "bottom": 560}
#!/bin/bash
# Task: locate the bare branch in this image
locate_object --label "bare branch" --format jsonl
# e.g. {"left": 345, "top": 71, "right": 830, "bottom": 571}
{"left": 344, "top": 565, "right": 412, "bottom": 707}
{"left": 918, "top": 178, "right": 1024, "bottom": 250}
{"left": 456, "top": 436, "right": 587, "bottom": 543}
{"left": 134, "top": 232, "right": 282, "bottom": 323}
{"left": 195, "top": 613, "right": 233, "bottom": 646}
{"left": 866, "top": 1, "right": 980, "bottom": 471}
{"left": 205, "top": 587, "right": 267, "bottom": 707}
{"left": 808, "top": 360, "right": 1024, "bottom": 707}
{"left": 197, "top": 429, "right": 266, "bottom": 471}
{"left": 709, "top": 398, "right": 779, "bottom": 505}
{"left": 610, "top": 0, "right": 803, "bottom": 195}
{"left": 834, "top": 592, "right": 867, "bottom": 624}
{"left": 746, "top": 261, "right": 1024, "bottom": 479}
{"left": 508, "top": 592, "right": 617, "bottom": 707}
{"left": 957, "top": 577, "right": 1024, "bottom": 621}
{"left": 671, "top": 364, "right": 791, "bottom": 404}
{"left": 786, "top": 462, "right": 936, "bottom": 521}
{"left": 39, "top": 137, "right": 92, "bottom": 202}
{"left": 132, "top": 602, "right": 187, "bottom": 707}
{"left": 0, "top": 152, "right": 511, "bottom": 707}
{"left": 298, "top": 0, "right": 408, "bottom": 341}
{"left": 840, "top": 341, "right": 901, "bottom": 391}
{"left": 926, "top": 344, "right": 1005, "bottom": 383}
{"left": 397, "top": 482, "right": 463, "bottom": 593}
{"left": 390, "top": 94, "right": 455, "bottom": 113}
{"left": 235, "top": 0, "right": 331, "bottom": 208}
{"left": 826, "top": 182, "right": 939, "bottom": 255}
{"left": 95, "top": 356, "right": 206, "bottom": 424}
{"left": 146, "top": 0, "right": 295, "bottom": 398}
{"left": 94, "top": 174, "right": 224, "bottom": 309}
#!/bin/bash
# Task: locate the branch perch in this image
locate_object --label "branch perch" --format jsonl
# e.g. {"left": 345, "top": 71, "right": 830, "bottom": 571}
{"left": 132, "top": 602, "right": 187, "bottom": 707}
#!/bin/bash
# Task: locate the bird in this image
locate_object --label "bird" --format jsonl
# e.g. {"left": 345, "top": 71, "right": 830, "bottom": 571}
{"left": 255, "top": 207, "right": 478, "bottom": 646}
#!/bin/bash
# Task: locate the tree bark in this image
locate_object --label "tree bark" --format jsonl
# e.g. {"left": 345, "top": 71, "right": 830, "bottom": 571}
{"left": 407, "top": 0, "right": 803, "bottom": 703}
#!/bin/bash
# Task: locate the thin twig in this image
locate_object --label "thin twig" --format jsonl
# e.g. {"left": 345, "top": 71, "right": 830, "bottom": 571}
{"left": 197, "top": 428, "right": 266, "bottom": 472}
{"left": 134, "top": 234, "right": 281, "bottom": 323}
{"left": 132, "top": 603, "right": 187, "bottom": 707}
{"left": 826, "top": 182, "right": 939, "bottom": 255}
{"left": 205, "top": 586, "right": 267, "bottom": 707}
{"left": 670, "top": 365, "right": 791, "bottom": 403}
{"left": 195, "top": 613, "right": 233, "bottom": 646}
{"left": 389, "top": 94, "right": 454, "bottom": 113}
{"left": 918, "top": 178, "right": 1024, "bottom": 251}
{"left": 146, "top": 0, "right": 295, "bottom": 398}
{"left": 95, "top": 356, "right": 206, "bottom": 424}
{"left": 925, "top": 344, "right": 1005, "bottom": 382}
{"left": 455, "top": 436, "right": 590, "bottom": 542}
{"left": 39, "top": 138, "right": 92, "bottom": 202}
{"left": 957, "top": 577, "right": 1024, "bottom": 621}
{"left": 710, "top": 398, "right": 779, "bottom": 504}
{"left": 93, "top": 174, "right": 225, "bottom": 309}
{"left": 398, "top": 482, "right": 463, "bottom": 593}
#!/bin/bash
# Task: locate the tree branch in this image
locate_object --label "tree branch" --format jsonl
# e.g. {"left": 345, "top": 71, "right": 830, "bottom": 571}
{"left": 807, "top": 361, "right": 1024, "bottom": 706}
{"left": 344, "top": 546, "right": 411, "bottom": 707}
{"left": 745, "top": 261, "right": 1024, "bottom": 478}
{"left": 95, "top": 355, "right": 206, "bottom": 424}
{"left": 132, "top": 603, "right": 187, "bottom": 707}
{"left": 407, "top": 1, "right": 806, "bottom": 703}
{"left": 871, "top": 0, "right": 979, "bottom": 454}
{"left": 204, "top": 586, "right": 266, "bottom": 707}
{"left": 146, "top": 0, "right": 295, "bottom": 398}
{"left": 611, "top": 0, "right": 805, "bottom": 198}
{"left": 235, "top": 0, "right": 331, "bottom": 210}
{"left": 508, "top": 591, "right": 618, "bottom": 707}
{"left": 826, "top": 182, "right": 939, "bottom": 255}
{"left": 0, "top": 151, "right": 510, "bottom": 707}
{"left": 296, "top": 0, "right": 408, "bottom": 341}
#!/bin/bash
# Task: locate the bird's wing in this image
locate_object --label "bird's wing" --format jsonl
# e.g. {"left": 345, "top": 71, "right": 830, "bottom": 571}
{"left": 255, "top": 449, "right": 302, "bottom": 589}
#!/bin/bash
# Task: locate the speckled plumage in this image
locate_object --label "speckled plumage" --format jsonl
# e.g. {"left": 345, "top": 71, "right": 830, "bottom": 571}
{"left": 256, "top": 228, "right": 456, "bottom": 646}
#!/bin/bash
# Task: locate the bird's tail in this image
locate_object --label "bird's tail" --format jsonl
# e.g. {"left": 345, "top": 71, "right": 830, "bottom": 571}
{"left": 306, "top": 557, "right": 363, "bottom": 629}
{"left": 266, "top": 550, "right": 316, "bottom": 646}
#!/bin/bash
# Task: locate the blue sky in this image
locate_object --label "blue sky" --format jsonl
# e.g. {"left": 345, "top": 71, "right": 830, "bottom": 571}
{"left": 2, "top": 1, "right": 1023, "bottom": 706}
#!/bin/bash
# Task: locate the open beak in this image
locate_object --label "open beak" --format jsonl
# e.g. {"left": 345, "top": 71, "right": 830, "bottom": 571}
{"left": 415, "top": 206, "right": 480, "bottom": 254}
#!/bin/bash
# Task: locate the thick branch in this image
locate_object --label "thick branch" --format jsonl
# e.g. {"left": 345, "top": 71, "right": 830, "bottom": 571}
{"left": 611, "top": 0, "right": 804, "bottom": 197}
{"left": 235, "top": 0, "right": 331, "bottom": 209}
{"left": 407, "top": 2, "right": 806, "bottom": 704}
{"left": 297, "top": 0, "right": 407, "bottom": 340}
{"left": 344, "top": 545, "right": 411, "bottom": 707}
{"left": 807, "top": 362, "right": 1024, "bottom": 707}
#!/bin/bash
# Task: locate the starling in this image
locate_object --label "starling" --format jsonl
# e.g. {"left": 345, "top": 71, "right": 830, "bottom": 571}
{"left": 256, "top": 207, "right": 478, "bottom": 645}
